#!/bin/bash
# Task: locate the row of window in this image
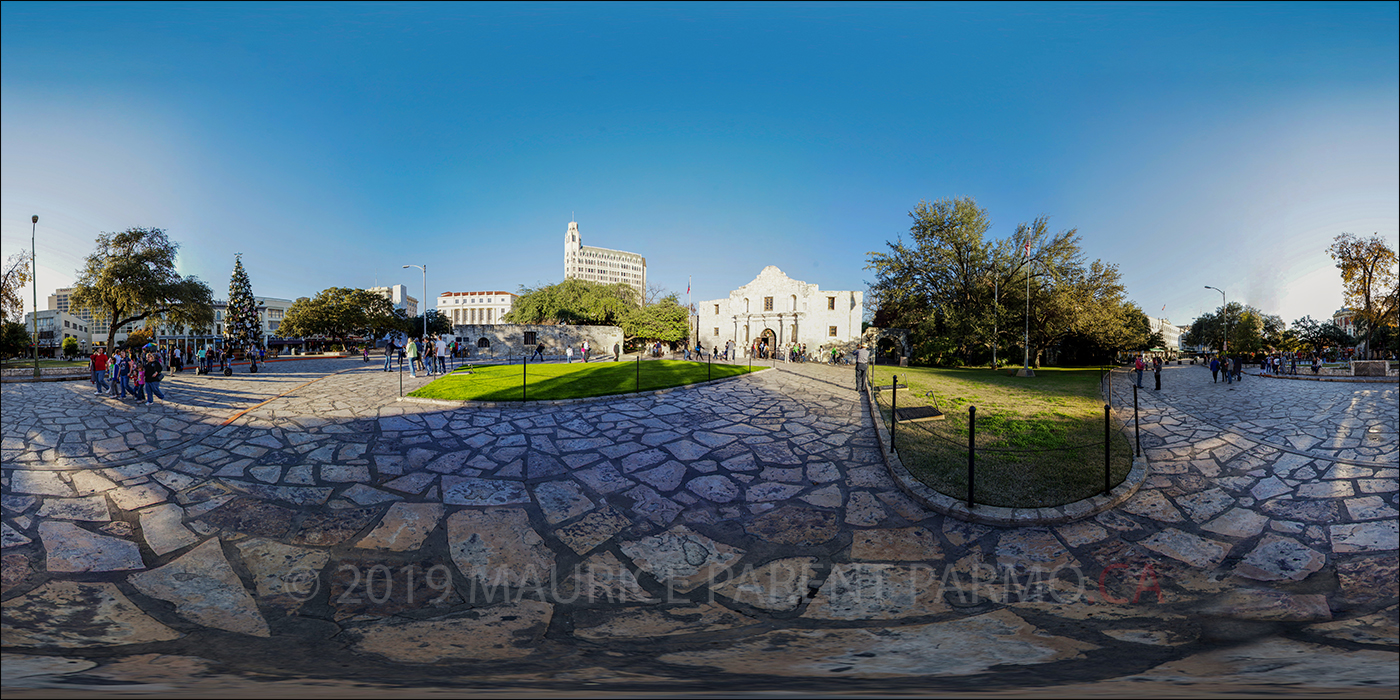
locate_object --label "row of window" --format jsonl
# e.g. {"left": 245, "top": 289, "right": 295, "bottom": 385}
{"left": 712, "top": 326, "right": 839, "bottom": 338}
{"left": 711, "top": 295, "right": 842, "bottom": 315}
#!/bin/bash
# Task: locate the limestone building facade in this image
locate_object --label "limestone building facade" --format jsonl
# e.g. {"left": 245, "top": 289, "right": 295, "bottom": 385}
{"left": 563, "top": 220, "right": 647, "bottom": 300}
{"left": 450, "top": 324, "right": 623, "bottom": 359}
{"left": 697, "top": 266, "right": 864, "bottom": 353}
{"left": 367, "top": 284, "right": 418, "bottom": 317}
{"left": 439, "top": 291, "right": 517, "bottom": 326}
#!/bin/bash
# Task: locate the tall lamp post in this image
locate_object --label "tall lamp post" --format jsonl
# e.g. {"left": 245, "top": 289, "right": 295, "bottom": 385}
{"left": 1018, "top": 247, "right": 1036, "bottom": 378}
{"left": 31, "top": 215, "right": 39, "bottom": 378}
{"left": 403, "top": 265, "right": 427, "bottom": 341}
{"left": 1204, "top": 285, "right": 1227, "bottom": 356}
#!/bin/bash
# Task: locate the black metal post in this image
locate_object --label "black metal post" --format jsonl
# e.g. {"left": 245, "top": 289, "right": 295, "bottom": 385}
{"left": 1104, "top": 404, "right": 1111, "bottom": 495}
{"left": 398, "top": 353, "right": 403, "bottom": 397}
{"left": 890, "top": 374, "right": 897, "bottom": 452}
{"left": 708, "top": 353, "right": 711, "bottom": 381}
{"left": 522, "top": 354, "right": 527, "bottom": 401}
{"left": 968, "top": 405, "right": 976, "bottom": 508}
{"left": 1132, "top": 383, "right": 1140, "bottom": 457}
{"left": 636, "top": 354, "right": 640, "bottom": 393}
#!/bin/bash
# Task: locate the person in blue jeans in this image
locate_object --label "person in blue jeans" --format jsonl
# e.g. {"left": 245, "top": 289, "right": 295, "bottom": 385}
{"left": 1134, "top": 355, "right": 1145, "bottom": 388}
{"left": 383, "top": 343, "right": 395, "bottom": 371}
{"left": 143, "top": 352, "right": 166, "bottom": 405}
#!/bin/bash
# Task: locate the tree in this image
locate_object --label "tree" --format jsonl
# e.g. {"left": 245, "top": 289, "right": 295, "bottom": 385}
{"left": 867, "top": 197, "right": 994, "bottom": 363}
{"left": 622, "top": 295, "right": 689, "bottom": 343}
{"left": 123, "top": 328, "right": 154, "bottom": 350}
{"left": 69, "top": 228, "right": 214, "bottom": 353}
{"left": 279, "top": 287, "right": 395, "bottom": 349}
{"left": 1, "top": 249, "right": 32, "bottom": 323}
{"left": 226, "top": 254, "right": 261, "bottom": 355}
{"left": 62, "top": 337, "right": 79, "bottom": 359}
{"left": 1329, "top": 233, "right": 1399, "bottom": 358}
{"left": 1, "top": 321, "right": 32, "bottom": 358}
{"left": 401, "top": 309, "right": 453, "bottom": 337}
{"left": 505, "top": 279, "right": 639, "bottom": 326}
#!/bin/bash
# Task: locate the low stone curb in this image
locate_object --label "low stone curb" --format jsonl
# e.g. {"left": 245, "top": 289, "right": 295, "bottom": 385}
{"left": 397, "top": 367, "right": 775, "bottom": 408}
{"left": 0, "top": 373, "right": 90, "bottom": 384}
{"left": 1247, "top": 370, "right": 1398, "bottom": 383}
{"left": 868, "top": 372, "right": 1148, "bottom": 526}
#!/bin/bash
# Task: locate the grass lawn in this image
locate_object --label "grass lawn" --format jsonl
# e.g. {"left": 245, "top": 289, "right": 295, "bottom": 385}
{"left": 867, "top": 365, "right": 1133, "bottom": 509}
{"left": 1, "top": 359, "right": 88, "bottom": 369}
{"left": 408, "top": 359, "right": 763, "bottom": 402}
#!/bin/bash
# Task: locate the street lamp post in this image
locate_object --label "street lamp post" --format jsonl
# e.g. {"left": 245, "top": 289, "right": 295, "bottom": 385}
{"left": 1205, "top": 285, "right": 1227, "bottom": 356}
{"left": 1019, "top": 251, "right": 1035, "bottom": 378}
{"left": 403, "top": 265, "right": 427, "bottom": 341}
{"left": 31, "top": 215, "right": 39, "bottom": 378}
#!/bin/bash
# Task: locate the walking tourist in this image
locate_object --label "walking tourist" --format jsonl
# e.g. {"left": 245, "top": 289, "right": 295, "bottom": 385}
{"left": 532, "top": 341, "right": 545, "bottom": 361}
{"left": 855, "top": 343, "right": 870, "bottom": 391}
{"left": 406, "top": 337, "right": 420, "bottom": 378}
{"left": 566, "top": 346, "right": 574, "bottom": 363}
{"left": 383, "top": 342, "right": 394, "bottom": 371}
{"left": 436, "top": 336, "right": 448, "bottom": 373}
{"left": 89, "top": 347, "right": 110, "bottom": 394}
{"left": 1210, "top": 356, "right": 1219, "bottom": 382}
{"left": 143, "top": 351, "right": 166, "bottom": 405}
{"left": 1135, "top": 354, "right": 1145, "bottom": 388}
{"left": 1153, "top": 356, "right": 1162, "bottom": 391}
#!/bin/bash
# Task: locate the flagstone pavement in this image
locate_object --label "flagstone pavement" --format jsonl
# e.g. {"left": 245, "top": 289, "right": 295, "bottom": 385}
{"left": 1, "top": 357, "right": 1396, "bottom": 696}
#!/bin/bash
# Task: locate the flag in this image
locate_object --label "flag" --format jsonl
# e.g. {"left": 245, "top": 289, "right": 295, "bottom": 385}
{"left": 1024, "top": 241, "right": 1031, "bottom": 257}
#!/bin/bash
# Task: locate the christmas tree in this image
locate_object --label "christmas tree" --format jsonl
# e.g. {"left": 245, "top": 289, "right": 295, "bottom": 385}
{"left": 226, "top": 254, "right": 261, "bottom": 357}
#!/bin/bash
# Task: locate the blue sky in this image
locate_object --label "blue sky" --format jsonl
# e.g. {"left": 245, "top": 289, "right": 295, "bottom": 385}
{"left": 3, "top": 2, "right": 1396, "bottom": 328}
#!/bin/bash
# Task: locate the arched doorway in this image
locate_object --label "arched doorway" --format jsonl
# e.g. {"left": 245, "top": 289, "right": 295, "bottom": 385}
{"left": 759, "top": 328, "right": 777, "bottom": 359}
{"left": 877, "top": 337, "right": 898, "bottom": 363}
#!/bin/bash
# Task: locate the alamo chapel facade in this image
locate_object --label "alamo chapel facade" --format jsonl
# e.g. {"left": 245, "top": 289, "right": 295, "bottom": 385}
{"left": 697, "top": 266, "right": 864, "bottom": 352}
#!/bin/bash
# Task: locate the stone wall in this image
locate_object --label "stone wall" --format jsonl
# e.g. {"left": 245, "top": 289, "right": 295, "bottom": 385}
{"left": 450, "top": 324, "right": 623, "bottom": 359}
{"left": 1350, "top": 360, "right": 1391, "bottom": 377}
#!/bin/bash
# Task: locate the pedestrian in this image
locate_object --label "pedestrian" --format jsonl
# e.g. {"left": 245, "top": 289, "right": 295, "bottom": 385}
{"left": 1209, "top": 356, "right": 1219, "bottom": 383}
{"left": 435, "top": 335, "right": 448, "bottom": 373}
{"left": 171, "top": 346, "right": 182, "bottom": 373}
{"left": 406, "top": 337, "right": 420, "bottom": 378}
{"left": 613, "top": 342, "right": 621, "bottom": 362}
{"left": 383, "top": 341, "right": 394, "bottom": 372}
{"left": 582, "top": 339, "right": 590, "bottom": 363}
{"left": 532, "top": 341, "right": 545, "bottom": 362}
{"left": 363, "top": 345, "right": 370, "bottom": 363}
{"left": 855, "top": 343, "right": 870, "bottom": 391}
{"left": 566, "top": 346, "right": 574, "bottom": 363}
{"left": 1153, "top": 356, "right": 1162, "bottom": 391}
{"left": 132, "top": 355, "right": 146, "bottom": 402}
{"left": 115, "top": 350, "right": 132, "bottom": 398}
{"left": 142, "top": 351, "right": 166, "bottom": 405}
{"left": 1312, "top": 355, "right": 1320, "bottom": 374}
{"left": 89, "top": 346, "right": 110, "bottom": 395}
{"left": 1134, "top": 354, "right": 1145, "bottom": 388}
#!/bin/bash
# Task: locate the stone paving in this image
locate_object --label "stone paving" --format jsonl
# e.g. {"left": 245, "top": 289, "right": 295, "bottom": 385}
{"left": 1, "top": 357, "right": 1396, "bottom": 695}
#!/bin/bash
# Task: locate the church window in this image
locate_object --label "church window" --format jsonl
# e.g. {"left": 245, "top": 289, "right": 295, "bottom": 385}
{"left": 477, "top": 337, "right": 491, "bottom": 348}
{"left": 764, "top": 297, "right": 773, "bottom": 311}
{"left": 713, "top": 327, "right": 719, "bottom": 336}
{"left": 829, "top": 326, "right": 838, "bottom": 337}
{"left": 828, "top": 296, "right": 836, "bottom": 310}
{"left": 791, "top": 295, "right": 797, "bottom": 311}
{"left": 523, "top": 331, "right": 537, "bottom": 345}
{"left": 713, "top": 304, "right": 719, "bottom": 314}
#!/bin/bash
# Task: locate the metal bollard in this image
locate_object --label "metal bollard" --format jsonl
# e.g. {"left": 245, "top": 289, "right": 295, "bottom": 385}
{"left": 636, "top": 354, "right": 641, "bottom": 393}
{"left": 522, "top": 354, "right": 527, "bottom": 401}
{"left": 891, "top": 374, "right": 897, "bottom": 452}
{"left": 1104, "top": 404, "right": 1111, "bottom": 495}
{"left": 968, "top": 405, "right": 976, "bottom": 508}
{"left": 1132, "top": 383, "right": 1140, "bottom": 457}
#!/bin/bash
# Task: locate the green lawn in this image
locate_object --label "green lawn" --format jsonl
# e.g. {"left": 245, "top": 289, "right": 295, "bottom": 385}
{"left": 408, "top": 359, "right": 762, "bottom": 401}
{"left": 1, "top": 359, "right": 88, "bottom": 369}
{"left": 867, "top": 365, "right": 1133, "bottom": 509}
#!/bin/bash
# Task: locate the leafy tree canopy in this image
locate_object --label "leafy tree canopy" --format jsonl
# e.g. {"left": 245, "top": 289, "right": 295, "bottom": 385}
{"left": 505, "top": 278, "right": 639, "bottom": 326}
{"left": 279, "top": 287, "right": 396, "bottom": 347}
{"left": 0, "top": 321, "right": 30, "bottom": 359}
{"left": 401, "top": 309, "right": 453, "bottom": 337}
{"left": 1329, "top": 232, "right": 1399, "bottom": 358}
{"left": 868, "top": 198, "right": 1137, "bottom": 367}
{"left": 1, "top": 249, "right": 32, "bottom": 323}
{"left": 69, "top": 228, "right": 214, "bottom": 353}
{"left": 621, "top": 295, "right": 689, "bottom": 343}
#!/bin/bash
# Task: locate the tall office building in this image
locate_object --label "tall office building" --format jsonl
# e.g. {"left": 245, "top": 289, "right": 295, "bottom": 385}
{"left": 563, "top": 220, "right": 647, "bottom": 300}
